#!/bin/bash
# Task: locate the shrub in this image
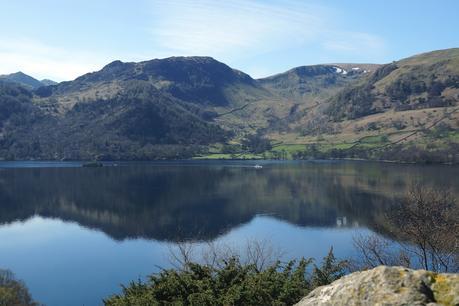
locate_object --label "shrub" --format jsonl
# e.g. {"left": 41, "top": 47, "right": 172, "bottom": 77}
{"left": 0, "top": 269, "right": 40, "bottom": 306}
{"left": 104, "top": 248, "right": 347, "bottom": 306}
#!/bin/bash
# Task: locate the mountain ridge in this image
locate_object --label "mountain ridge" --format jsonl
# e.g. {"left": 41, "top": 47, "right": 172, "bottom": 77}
{"left": 0, "top": 48, "right": 458, "bottom": 162}
{"left": 0, "top": 71, "right": 57, "bottom": 89}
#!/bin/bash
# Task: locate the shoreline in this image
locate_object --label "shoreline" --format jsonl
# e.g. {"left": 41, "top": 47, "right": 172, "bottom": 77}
{"left": 0, "top": 158, "right": 457, "bottom": 167}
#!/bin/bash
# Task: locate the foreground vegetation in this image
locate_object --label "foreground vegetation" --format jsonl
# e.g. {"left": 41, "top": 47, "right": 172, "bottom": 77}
{"left": 104, "top": 247, "right": 347, "bottom": 306}
{"left": 353, "top": 184, "right": 458, "bottom": 273}
{"left": 104, "top": 184, "right": 458, "bottom": 305}
{"left": 0, "top": 269, "right": 39, "bottom": 306}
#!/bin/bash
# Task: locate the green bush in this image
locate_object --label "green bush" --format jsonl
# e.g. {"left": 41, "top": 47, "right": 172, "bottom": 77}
{"left": 104, "top": 248, "right": 347, "bottom": 306}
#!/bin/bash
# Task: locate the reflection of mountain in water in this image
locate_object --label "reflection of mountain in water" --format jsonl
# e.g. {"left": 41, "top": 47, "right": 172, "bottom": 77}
{"left": 0, "top": 162, "right": 456, "bottom": 242}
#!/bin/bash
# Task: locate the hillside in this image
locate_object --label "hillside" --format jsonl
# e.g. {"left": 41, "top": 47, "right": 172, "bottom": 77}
{"left": 0, "top": 49, "right": 458, "bottom": 162}
{"left": 262, "top": 49, "right": 459, "bottom": 163}
{"left": 259, "top": 64, "right": 379, "bottom": 104}
{"left": 40, "top": 79, "right": 58, "bottom": 86}
{"left": 327, "top": 49, "right": 459, "bottom": 120}
{"left": 258, "top": 64, "right": 378, "bottom": 133}
{"left": 0, "top": 81, "right": 229, "bottom": 160}
{"left": 0, "top": 71, "right": 55, "bottom": 89}
{"left": 38, "top": 57, "right": 259, "bottom": 106}
{"left": 34, "top": 56, "right": 279, "bottom": 134}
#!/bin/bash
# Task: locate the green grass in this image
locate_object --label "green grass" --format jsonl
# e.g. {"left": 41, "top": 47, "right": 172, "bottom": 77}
{"left": 193, "top": 153, "right": 264, "bottom": 160}
{"left": 193, "top": 154, "right": 233, "bottom": 159}
{"left": 444, "top": 131, "right": 459, "bottom": 143}
{"left": 319, "top": 143, "right": 354, "bottom": 151}
{"left": 332, "top": 143, "right": 355, "bottom": 149}
{"left": 271, "top": 144, "right": 306, "bottom": 152}
{"left": 358, "top": 135, "right": 388, "bottom": 144}
{"left": 195, "top": 128, "right": 458, "bottom": 160}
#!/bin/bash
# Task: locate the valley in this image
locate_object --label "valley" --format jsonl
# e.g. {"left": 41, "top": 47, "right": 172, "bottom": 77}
{"left": 0, "top": 48, "right": 458, "bottom": 163}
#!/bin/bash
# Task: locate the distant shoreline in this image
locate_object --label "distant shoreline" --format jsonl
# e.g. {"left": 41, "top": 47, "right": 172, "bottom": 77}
{"left": 0, "top": 158, "right": 457, "bottom": 168}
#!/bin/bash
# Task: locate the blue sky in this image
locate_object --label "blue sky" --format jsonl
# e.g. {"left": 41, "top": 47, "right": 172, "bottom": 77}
{"left": 0, "top": 0, "right": 458, "bottom": 81}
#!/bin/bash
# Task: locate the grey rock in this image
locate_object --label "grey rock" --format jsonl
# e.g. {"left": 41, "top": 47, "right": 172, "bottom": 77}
{"left": 295, "top": 266, "right": 458, "bottom": 306}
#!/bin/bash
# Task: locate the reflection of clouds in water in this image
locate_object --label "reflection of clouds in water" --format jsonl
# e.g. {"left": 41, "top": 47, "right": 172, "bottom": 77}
{"left": 336, "top": 216, "right": 347, "bottom": 227}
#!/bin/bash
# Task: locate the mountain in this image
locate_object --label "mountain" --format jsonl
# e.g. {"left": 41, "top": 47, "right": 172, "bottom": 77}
{"left": 38, "top": 56, "right": 265, "bottom": 106}
{"left": 0, "top": 71, "right": 57, "bottom": 89}
{"left": 0, "top": 81, "right": 229, "bottom": 160}
{"left": 276, "top": 48, "right": 459, "bottom": 163}
{"left": 257, "top": 64, "right": 380, "bottom": 133}
{"left": 35, "top": 56, "right": 276, "bottom": 133}
{"left": 259, "top": 63, "right": 380, "bottom": 103}
{"left": 0, "top": 71, "right": 44, "bottom": 89}
{"left": 0, "top": 49, "right": 458, "bottom": 162}
{"left": 326, "top": 49, "right": 459, "bottom": 120}
{"left": 40, "top": 79, "right": 58, "bottom": 86}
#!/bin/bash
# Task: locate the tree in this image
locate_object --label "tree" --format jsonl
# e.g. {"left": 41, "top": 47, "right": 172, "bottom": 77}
{"left": 0, "top": 269, "right": 40, "bottom": 306}
{"left": 312, "top": 247, "right": 348, "bottom": 287}
{"left": 241, "top": 134, "right": 272, "bottom": 154}
{"left": 390, "top": 184, "right": 458, "bottom": 272}
{"left": 353, "top": 184, "right": 458, "bottom": 272}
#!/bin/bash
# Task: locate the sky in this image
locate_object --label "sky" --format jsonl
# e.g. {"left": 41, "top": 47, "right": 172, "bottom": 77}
{"left": 0, "top": 0, "right": 458, "bottom": 81}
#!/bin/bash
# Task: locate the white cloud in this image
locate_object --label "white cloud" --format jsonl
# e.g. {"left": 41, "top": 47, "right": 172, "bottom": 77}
{"left": 322, "top": 32, "right": 386, "bottom": 54}
{"left": 0, "top": 38, "right": 109, "bottom": 81}
{"left": 149, "top": 0, "right": 326, "bottom": 59}
{"left": 0, "top": 39, "right": 156, "bottom": 82}
{"left": 148, "top": 0, "right": 386, "bottom": 62}
{"left": 0, "top": 1, "right": 387, "bottom": 81}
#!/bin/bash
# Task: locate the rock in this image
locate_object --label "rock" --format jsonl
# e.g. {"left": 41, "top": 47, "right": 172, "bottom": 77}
{"left": 295, "top": 266, "right": 459, "bottom": 306}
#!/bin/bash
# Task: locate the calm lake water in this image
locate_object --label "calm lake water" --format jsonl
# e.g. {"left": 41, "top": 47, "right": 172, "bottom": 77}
{"left": 0, "top": 160, "right": 457, "bottom": 306}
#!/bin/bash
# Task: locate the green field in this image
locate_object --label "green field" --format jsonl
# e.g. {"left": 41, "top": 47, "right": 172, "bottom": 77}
{"left": 193, "top": 153, "right": 264, "bottom": 160}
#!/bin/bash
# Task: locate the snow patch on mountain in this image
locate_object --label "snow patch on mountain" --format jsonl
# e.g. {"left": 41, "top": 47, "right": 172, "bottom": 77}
{"left": 334, "top": 67, "right": 348, "bottom": 75}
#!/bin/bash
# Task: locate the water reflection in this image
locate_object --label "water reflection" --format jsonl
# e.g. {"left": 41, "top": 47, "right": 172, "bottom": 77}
{"left": 0, "top": 161, "right": 457, "bottom": 242}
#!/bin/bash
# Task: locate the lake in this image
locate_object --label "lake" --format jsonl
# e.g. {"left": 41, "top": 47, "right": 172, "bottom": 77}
{"left": 0, "top": 160, "right": 457, "bottom": 306}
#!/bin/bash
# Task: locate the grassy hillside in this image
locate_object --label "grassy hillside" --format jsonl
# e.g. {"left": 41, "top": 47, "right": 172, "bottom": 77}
{"left": 259, "top": 64, "right": 377, "bottom": 104}
{"left": 35, "top": 56, "right": 278, "bottom": 134}
{"left": 0, "top": 49, "right": 458, "bottom": 162}
{"left": 260, "top": 49, "right": 459, "bottom": 163}
{"left": 198, "top": 49, "right": 459, "bottom": 163}
{"left": 327, "top": 49, "right": 459, "bottom": 120}
{"left": 257, "top": 64, "right": 376, "bottom": 134}
{"left": 0, "top": 81, "right": 230, "bottom": 160}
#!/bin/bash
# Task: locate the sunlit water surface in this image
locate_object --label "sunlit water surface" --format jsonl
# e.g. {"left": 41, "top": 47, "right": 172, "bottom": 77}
{"left": 0, "top": 160, "right": 456, "bottom": 306}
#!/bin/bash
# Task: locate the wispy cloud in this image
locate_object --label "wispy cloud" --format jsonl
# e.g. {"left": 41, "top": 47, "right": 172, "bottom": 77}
{"left": 0, "top": 1, "right": 387, "bottom": 81}
{"left": 322, "top": 32, "right": 386, "bottom": 54}
{"left": 149, "top": 0, "right": 325, "bottom": 58}
{"left": 148, "top": 0, "right": 386, "bottom": 66}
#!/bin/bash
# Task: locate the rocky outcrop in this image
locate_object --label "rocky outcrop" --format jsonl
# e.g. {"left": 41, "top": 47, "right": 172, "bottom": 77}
{"left": 295, "top": 266, "right": 458, "bottom": 306}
